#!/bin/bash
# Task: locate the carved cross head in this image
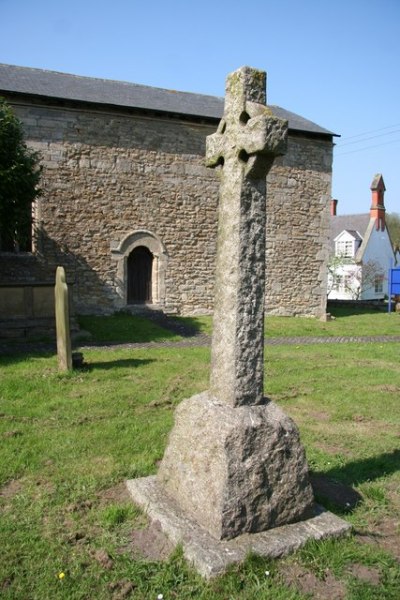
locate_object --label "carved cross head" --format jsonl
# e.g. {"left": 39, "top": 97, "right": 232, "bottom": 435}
{"left": 206, "top": 67, "right": 288, "bottom": 178}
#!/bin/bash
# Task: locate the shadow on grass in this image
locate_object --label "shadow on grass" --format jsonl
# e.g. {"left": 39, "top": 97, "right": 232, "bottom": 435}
{"left": 162, "top": 316, "right": 206, "bottom": 337}
{"left": 86, "top": 358, "right": 155, "bottom": 371}
{"left": 328, "top": 302, "right": 387, "bottom": 318}
{"left": 0, "top": 347, "right": 55, "bottom": 365}
{"left": 322, "top": 449, "right": 400, "bottom": 486}
{"left": 311, "top": 449, "right": 400, "bottom": 514}
{"left": 77, "top": 313, "right": 206, "bottom": 343}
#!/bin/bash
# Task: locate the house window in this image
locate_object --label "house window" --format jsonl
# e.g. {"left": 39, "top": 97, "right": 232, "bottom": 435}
{"left": 332, "top": 275, "right": 342, "bottom": 291}
{"left": 374, "top": 275, "right": 384, "bottom": 294}
{"left": 332, "top": 273, "right": 353, "bottom": 293}
{"left": 336, "top": 240, "right": 353, "bottom": 258}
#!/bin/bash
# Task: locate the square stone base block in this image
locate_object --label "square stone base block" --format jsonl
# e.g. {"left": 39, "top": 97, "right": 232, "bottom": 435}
{"left": 126, "top": 476, "right": 351, "bottom": 579}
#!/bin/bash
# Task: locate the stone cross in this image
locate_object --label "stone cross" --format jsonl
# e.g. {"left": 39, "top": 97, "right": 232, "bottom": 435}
{"left": 128, "top": 68, "right": 349, "bottom": 566}
{"left": 55, "top": 266, "right": 72, "bottom": 371}
{"left": 206, "top": 66, "right": 287, "bottom": 407}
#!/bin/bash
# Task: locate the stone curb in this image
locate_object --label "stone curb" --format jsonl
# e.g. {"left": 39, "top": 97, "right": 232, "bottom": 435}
{"left": 126, "top": 476, "right": 351, "bottom": 579}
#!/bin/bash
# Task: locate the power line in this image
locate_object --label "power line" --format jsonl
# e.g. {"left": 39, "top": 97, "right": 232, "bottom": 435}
{"left": 337, "top": 128, "right": 400, "bottom": 148}
{"left": 335, "top": 137, "right": 400, "bottom": 156}
{"left": 340, "top": 123, "right": 400, "bottom": 142}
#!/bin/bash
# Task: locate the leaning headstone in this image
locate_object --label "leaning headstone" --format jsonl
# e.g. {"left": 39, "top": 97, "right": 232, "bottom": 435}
{"left": 55, "top": 266, "right": 72, "bottom": 371}
{"left": 127, "top": 67, "right": 351, "bottom": 576}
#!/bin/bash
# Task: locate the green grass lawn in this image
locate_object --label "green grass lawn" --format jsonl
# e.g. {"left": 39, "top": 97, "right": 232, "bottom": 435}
{"left": 77, "top": 313, "right": 182, "bottom": 343}
{"left": 265, "top": 305, "right": 400, "bottom": 338}
{"left": 177, "top": 306, "right": 400, "bottom": 340}
{"left": 1, "top": 317, "right": 400, "bottom": 598}
{"left": 78, "top": 305, "right": 400, "bottom": 344}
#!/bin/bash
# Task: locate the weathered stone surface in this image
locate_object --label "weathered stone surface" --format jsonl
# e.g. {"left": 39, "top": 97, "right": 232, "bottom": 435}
{"left": 126, "top": 476, "right": 351, "bottom": 579}
{"left": 158, "top": 67, "right": 313, "bottom": 543}
{"left": 206, "top": 67, "right": 287, "bottom": 407}
{"left": 55, "top": 266, "right": 72, "bottom": 371}
{"left": 125, "top": 68, "right": 348, "bottom": 576}
{"left": 158, "top": 392, "right": 314, "bottom": 540}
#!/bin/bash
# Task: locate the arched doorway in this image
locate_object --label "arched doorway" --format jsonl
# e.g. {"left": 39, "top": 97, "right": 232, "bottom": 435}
{"left": 111, "top": 230, "right": 168, "bottom": 308}
{"left": 127, "top": 246, "right": 153, "bottom": 304}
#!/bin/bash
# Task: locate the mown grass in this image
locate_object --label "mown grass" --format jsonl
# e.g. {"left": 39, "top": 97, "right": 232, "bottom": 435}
{"left": 77, "top": 313, "right": 181, "bottom": 343}
{"left": 1, "top": 324, "right": 399, "bottom": 598}
{"left": 265, "top": 305, "right": 400, "bottom": 338}
{"left": 78, "top": 305, "right": 400, "bottom": 344}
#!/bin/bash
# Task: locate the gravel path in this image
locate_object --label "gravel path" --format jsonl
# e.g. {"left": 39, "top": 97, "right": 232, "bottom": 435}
{"left": 1, "top": 333, "right": 400, "bottom": 356}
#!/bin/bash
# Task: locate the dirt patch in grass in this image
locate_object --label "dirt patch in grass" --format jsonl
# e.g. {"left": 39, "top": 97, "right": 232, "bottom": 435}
{"left": 356, "top": 517, "right": 400, "bottom": 561}
{"left": 2, "top": 429, "right": 23, "bottom": 438}
{"left": 373, "top": 384, "right": 400, "bottom": 394}
{"left": 386, "top": 480, "right": 400, "bottom": 509}
{"left": 0, "top": 478, "right": 23, "bottom": 500}
{"left": 280, "top": 562, "right": 346, "bottom": 599}
{"left": 346, "top": 562, "right": 381, "bottom": 585}
{"left": 108, "top": 579, "right": 136, "bottom": 599}
{"left": 128, "top": 520, "right": 174, "bottom": 561}
{"left": 309, "top": 410, "right": 331, "bottom": 422}
{"left": 270, "top": 387, "right": 302, "bottom": 402}
{"left": 314, "top": 441, "right": 353, "bottom": 457}
{"left": 92, "top": 548, "right": 114, "bottom": 570}
{"left": 97, "top": 482, "right": 132, "bottom": 505}
{"left": 309, "top": 474, "right": 400, "bottom": 562}
{"left": 281, "top": 560, "right": 383, "bottom": 598}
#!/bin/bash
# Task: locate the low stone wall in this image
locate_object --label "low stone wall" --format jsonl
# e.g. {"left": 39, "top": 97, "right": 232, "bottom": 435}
{"left": 0, "top": 282, "right": 74, "bottom": 339}
{"left": 0, "top": 283, "right": 54, "bottom": 319}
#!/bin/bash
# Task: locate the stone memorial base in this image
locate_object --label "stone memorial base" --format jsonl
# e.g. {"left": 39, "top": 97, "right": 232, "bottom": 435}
{"left": 126, "top": 392, "right": 351, "bottom": 577}
{"left": 126, "top": 477, "right": 351, "bottom": 579}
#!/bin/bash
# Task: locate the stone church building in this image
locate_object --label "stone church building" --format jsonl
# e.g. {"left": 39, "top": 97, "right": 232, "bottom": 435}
{"left": 0, "top": 64, "right": 335, "bottom": 319}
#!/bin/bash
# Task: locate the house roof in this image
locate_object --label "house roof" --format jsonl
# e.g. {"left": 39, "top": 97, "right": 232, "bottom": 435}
{"left": 0, "top": 63, "right": 336, "bottom": 137}
{"left": 330, "top": 213, "right": 371, "bottom": 255}
{"left": 331, "top": 214, "right": 371, "bottom": 242}
{"left": 334, "top": 229, "right": 363, "bottom": 242}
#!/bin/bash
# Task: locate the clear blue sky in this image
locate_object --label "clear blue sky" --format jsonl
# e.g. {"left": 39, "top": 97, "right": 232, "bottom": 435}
{"left": 1, "top": 0, "right": 399, "bottom": 215}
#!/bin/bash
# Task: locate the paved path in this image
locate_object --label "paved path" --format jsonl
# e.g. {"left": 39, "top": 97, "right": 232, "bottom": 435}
{"left": 81, "top": 334, "right": 400, "bottom": 351}
{"left": 1, "top": 333, "right": 400, "bottom": 356}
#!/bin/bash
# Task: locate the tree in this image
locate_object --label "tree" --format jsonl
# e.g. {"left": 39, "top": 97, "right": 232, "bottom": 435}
{"left": 328, "top": 255, "right": 385, "bottom": 300}
{"left": 0, "top": 98, "right": 42, "bottom": 251}
{"left": 386, "top": 213, "right": 400, "bottom": 251}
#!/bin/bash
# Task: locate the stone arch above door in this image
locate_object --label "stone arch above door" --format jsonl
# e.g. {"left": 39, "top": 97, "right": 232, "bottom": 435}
{"left": 111, "top": 230, "right": 168, "bottom": 307}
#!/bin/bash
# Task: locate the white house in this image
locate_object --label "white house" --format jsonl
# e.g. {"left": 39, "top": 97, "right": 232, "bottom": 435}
{"left": 328, "top": 174, "right": 396, "bottom": 300}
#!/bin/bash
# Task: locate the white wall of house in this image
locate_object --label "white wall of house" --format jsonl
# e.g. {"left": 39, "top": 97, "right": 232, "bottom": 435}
{"left": 360, "top": 225, "right": 395, "bottom": 300}
{"left": 328, "top": 225, "right": 395, "bottom": 300}
{"left": 328, "top": 262, "right": 362, "bottom": 300}
{"left": 328, "top": 230, "right": 362, "bottom": 300}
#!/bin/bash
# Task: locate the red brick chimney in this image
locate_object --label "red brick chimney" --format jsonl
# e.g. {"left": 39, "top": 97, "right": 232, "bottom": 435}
{"left": 370, "top": 174, "right": 386, "bottom": 231}
{"left": 330, "top": 199, "right": 338, "bottom": 216}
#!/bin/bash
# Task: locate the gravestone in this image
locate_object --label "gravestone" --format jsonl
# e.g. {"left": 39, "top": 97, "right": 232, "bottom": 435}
{"left": 127, "top": 67, "right": 351, "bottom": 576}
{"left": 55, "top": 266, "right": 72, "bottom": 371}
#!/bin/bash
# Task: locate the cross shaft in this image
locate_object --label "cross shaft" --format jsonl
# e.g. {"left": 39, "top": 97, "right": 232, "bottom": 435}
{"left": 206, "top": 66, "right": 287, "bottom": 407}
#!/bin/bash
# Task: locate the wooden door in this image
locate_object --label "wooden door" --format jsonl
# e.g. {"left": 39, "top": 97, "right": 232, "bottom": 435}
{"left": 127, "top": 246, "right": 153, "bottom": 304}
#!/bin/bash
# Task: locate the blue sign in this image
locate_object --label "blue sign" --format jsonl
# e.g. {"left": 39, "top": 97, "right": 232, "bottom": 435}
{"left": 388, "top": 267, "right": 400, "bottom": 311}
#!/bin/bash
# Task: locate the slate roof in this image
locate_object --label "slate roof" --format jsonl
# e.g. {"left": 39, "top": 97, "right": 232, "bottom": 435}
{"left": 330, "top": 213, "right": 371, "bottom": 255}
{"left": 334, "top": 229, "right": 363, "bottom": 241}
{"left": 0, "top": 63, "right": 335, "bottom": 137}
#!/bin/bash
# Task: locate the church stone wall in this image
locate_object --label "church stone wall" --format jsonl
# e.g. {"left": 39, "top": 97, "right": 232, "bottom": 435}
{"left": 266, "top": 135, "right": 332, "bottom": 316}
{"left": 0, "top": 98, "right": 332, "bottom": 318}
